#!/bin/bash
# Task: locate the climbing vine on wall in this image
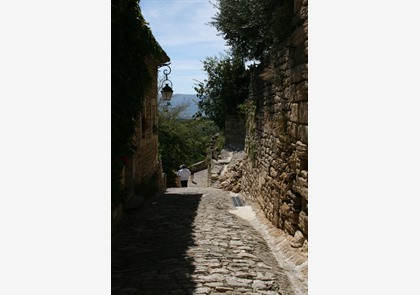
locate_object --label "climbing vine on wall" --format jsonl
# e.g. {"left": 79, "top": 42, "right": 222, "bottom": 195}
{"left": 238, "top": 99, "right": 257, "bottom": 164}
{"left": 111, "top": 0, "right": 167, "bottom": 203}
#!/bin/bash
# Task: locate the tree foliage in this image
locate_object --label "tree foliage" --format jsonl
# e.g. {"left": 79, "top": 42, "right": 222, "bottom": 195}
{"left": 194, "top": 53, "right": 249, "bottom": 130}
{"left": 158, "top": 101, "right": 219, "bottom": 187}
{"left": 210, "top": 0, "right": 293, "bottom": 61}
{"left": 193, "top": 0, "right": 294, "bottom": 132}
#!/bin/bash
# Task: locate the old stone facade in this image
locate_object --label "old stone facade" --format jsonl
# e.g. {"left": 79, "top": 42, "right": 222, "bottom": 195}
{"left": 122, "top": 55, "right": 169, "bottom": 202}
{"left": 241, "top": 0, "right": 308, "bottom": 243}
{"left": 112, "top": 53, "right": 168, "bottom": 234}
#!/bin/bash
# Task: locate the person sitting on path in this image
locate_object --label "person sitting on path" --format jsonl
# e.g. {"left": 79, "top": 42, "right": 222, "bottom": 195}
{"left": 177, "top": 164, "right": 191, "bottom": 187}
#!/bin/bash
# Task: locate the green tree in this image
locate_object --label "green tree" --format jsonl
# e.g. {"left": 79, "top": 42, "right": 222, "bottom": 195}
{"left": 158, "top": 101, "right": 219, "bottom": 186}
{"left": 210, "top": 0, "right": 293, "bottom": 61}
{"left": 194, "top": 53, "right": 249, "bottom": 130}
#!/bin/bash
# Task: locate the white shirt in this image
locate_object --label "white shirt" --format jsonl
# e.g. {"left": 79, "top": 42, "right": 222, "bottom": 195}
{"left": 177, "top": 168, "right": 191, "bottom": 181}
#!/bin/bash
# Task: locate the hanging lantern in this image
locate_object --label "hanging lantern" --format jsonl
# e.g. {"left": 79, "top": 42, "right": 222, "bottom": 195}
{"left": 159, "top": 63, "right": 173, "bottom": 101}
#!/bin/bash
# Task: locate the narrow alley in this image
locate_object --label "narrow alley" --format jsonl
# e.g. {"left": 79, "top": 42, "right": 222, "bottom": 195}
{"left": 112, "top": 176, "right": 307, "bottom": 295}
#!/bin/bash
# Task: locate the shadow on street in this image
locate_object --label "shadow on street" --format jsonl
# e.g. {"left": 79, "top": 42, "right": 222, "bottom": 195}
{"left": 112, "top": 193, "right": 202, "bottom": 295}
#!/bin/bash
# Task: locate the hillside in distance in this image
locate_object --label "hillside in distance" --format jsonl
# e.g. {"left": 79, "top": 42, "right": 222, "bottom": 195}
{"left": 159, "top": 93, "right": 201, "bottom": 118}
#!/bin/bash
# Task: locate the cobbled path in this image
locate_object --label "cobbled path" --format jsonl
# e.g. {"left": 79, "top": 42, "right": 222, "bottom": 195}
{"left": 112, "top": 187, "right": 298, "bottom": 295}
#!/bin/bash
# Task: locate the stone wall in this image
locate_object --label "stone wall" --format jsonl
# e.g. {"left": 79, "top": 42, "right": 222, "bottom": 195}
{"left": 121, "top": 55, "right": 167, "bottom": 205}
{"left": 111, "top": 3, "right": 170, "bottom": 235}
{"left": 132, "top": 55, "right": 162, "bottom": 192}
{"left": 241, "top": 0, "right": 308, "bottom": 243}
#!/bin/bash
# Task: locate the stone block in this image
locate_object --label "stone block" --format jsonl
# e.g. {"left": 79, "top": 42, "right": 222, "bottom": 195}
{"left": 298, "top": 125, "right": 308, "bottom": 144}
{"left": 291, "top": 65, "right": 304, "bottom": 84}
{"left": 298, "top": 212, "right": 308, "bottom": 235}
{"left": 288, "top": 155, "right": 298, "bottom": 171}
{"left": 299, "top": 170, "right": 308, "bottom": 178}
{"left": 298, "top": 102, "right": 308, "bottom": 124}
{"left": 278, "top": 217, "right": 284, "bottom": 229}
{"left": 269, "top": 167, "right": 278, "bottom": 178}
{"left": 272, "top": 179, "right": 282, "bottom": 191}
{"left": 294, "top": 81, "right": 308, "bottom": 102}
{"left": 284, "top": 221, "right": 297, "bottom": 236}
{"left": 279, "top": 171, "right": 289, "bottom": 181}
{"left": 290, "top": 103, "right": 299, "bottom": 122}
{"left": 302, "top": 61, "right": 308, "bottom": 74}
{"left": 286, "top": 189, "right": 295, "bottom": 198}
{"left": 297, "top": 159, "right": 307, "bottom": 174}
{"left": 280, "top": 203, "right": 291, "bottom": 217}
{"left": 271, "top": 159, "right": 279, "bottom": 170}
{"left": 293, "top": 184, "right": 308, "bottom": 199}
{"left": 278, "top": 49, "right": 291, "bottom": 65}
{"left": 300, "top": 5, "right": 308, "bottom": 23}
{"left": 283, "top": 85, "right": 295, "bottom": 101}
{"left": 303, "top": 18, "right": 308, "bottom": 33}
{"left": 291, "top": 25, "right": 306, "bottom": 47}
{"left": 287, "top": 121, "right": 298, "bottom": 138}
{"left": 215, "top": 286, "right": 234, "bottom": 292}
{"left": 295, "top": 176, "right": 307, "bottom": 189}
{"left": 291, "top": 230, "right": 305, "bottom": 248}
{"left": 296, "top": 141, "right": 307, "bottom": 156}
{"left": 258, "top": 174, "right": 266, "bottom": 188}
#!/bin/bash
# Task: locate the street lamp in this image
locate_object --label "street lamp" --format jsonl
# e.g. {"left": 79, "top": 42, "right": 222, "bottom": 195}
{"left": 160, "top": 63, "right": 173, "bottom": 101}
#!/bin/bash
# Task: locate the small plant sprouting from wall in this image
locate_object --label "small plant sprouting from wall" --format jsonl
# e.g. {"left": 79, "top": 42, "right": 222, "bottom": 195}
{"left": 248, "top": 140, "right": 257, "bottom": 163}
{"left": 238, "top": 99, "right": 256, "bottom": 130}
{"left": 214, "top": 132, "right": 225, "bottom": 158}
{"left": 238, "top": 99, "right": 258, "bottom": 164}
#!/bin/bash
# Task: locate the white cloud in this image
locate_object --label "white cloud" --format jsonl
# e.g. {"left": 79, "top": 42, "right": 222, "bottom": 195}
{"left": 141, "top": 0, "right": 229, "bottom": 94}
{"left": 142, "top": 0, "right": 225, "bottom": 47}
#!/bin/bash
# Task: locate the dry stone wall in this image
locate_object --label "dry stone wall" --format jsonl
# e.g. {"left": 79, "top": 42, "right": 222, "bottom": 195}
{"left": 241, "top": 0, "right": 308, "bottom": 243}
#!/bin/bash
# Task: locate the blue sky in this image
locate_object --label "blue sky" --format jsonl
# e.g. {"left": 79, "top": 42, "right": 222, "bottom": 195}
{"left": 140, "top": 0, "right": 229, "bottom": 95}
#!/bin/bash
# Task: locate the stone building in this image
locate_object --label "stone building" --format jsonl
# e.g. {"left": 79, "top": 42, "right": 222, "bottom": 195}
{"left": 121, "top": 53, "right": 169, "bottom": 206}
{"left": 111, "top": 16, "right": 170, "bottom": 233}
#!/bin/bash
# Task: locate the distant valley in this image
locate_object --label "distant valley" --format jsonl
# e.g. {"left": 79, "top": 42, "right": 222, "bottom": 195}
{"left": 159, "top": 93, "right": 201, "bottom": 118}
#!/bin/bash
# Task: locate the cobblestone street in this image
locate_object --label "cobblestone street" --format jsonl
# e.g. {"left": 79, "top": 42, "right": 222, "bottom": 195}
{"left": 112, "top": 185, "right": 307, "bottom": 295}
